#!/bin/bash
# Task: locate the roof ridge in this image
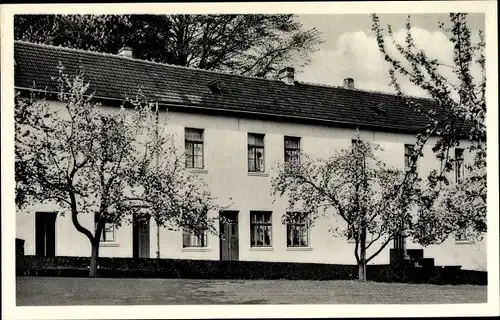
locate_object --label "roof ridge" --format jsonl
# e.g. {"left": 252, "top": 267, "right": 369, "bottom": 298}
{"left": 14, "top": 40, "right": 286, "bottom": 83}
{"left": 295, "top": 80, "right": 433, "bottom": 102}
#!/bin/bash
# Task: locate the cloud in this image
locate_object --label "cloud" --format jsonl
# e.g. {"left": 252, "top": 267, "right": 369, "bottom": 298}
{"left": 299, "top": 27, "right": 482, "bottom": 98}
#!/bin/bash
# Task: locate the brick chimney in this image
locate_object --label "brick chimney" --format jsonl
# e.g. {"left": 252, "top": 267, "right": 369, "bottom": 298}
{"left": 118, "top": 46, "right": 133, "bottom": 58}
{"left": 279, "top": 67, "right": 295, "bottom": 85}
{"left": 343, "top": 78, "right": 355, "bottom": 89}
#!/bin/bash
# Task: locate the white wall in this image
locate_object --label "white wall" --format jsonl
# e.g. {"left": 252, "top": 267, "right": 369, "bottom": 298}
{"left": 16, "top": 102, "right": 486, "bottom": 271}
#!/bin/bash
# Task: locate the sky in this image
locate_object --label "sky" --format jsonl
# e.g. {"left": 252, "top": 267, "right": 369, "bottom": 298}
{"left": 296, "top": 13, "right": 485, "bottom": 97}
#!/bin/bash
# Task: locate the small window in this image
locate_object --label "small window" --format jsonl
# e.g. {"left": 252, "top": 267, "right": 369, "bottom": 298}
{"left": 248, "top": 133, "right": 265, "bottom": 172}
{"left": 347, "top": 228, "right": 355, "bottom": 241}
{"left": 284, "top": 136, "right": 301, "bottom": 163}
{"left": 185, "top": 128, "right": 204, "bottom": 169}
{"left": 455, "top": 148, "right": 464, "bottom": 183}
{"left": 351, "top": 139, "right": 359, "bottom": 149}
{"left": 207, "top": 80, "right": 222, "bottom": 94}
{"left": 286, "top": 212, "right": 308, "bottom": 247}
{"left": 182, "top": 228, "right": 207, "bottom": 248}
{"left": 404, "top": 144, "right": 415, "bottom": 168}
{"left": 250, "top": 211, "right": 272, "bottom": 247}
{"left": 94, "top": 214, "right": 115, "bottom": 243}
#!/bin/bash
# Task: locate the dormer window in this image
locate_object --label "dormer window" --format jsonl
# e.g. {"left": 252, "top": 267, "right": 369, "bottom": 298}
{"left": 207, "top": 80, "right": 222, "bottom": 94}
{"left": 370, "top": 103, "right": 387, "bottom": 116}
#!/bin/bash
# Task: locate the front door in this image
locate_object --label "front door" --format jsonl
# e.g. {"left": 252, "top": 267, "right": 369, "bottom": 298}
{"left": 220, "top": 211, "right": 239, "bottom": 261}
{"left": 393, "top": 234, "right": 406, "bottom": 259}
{"left": 133, "top": 216, "right": 150, "bottom": 258}
{"left": 35, "top": 212, "right": 57, "bottom": 257}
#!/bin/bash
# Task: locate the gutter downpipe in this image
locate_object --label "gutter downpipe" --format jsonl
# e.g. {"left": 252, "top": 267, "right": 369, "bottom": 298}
{"left": 155, "top": 101, "right": 161, "bottom": 259}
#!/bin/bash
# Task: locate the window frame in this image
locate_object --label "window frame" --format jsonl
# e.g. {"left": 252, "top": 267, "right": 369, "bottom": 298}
{"left": 347, "top": 228, "right": 356, "bottom": 242}
{"left": 185, "top": 128, "right": 204, "bottom": 169}
{"left": 248, "top": 133, "right": 265, "bottom": 173}
{"left": 286, "top": 212, "right": 309, "bottom": 247}
{"left": 250, "top": 211, "right": 273, "bottom": 247}
{"left": 404, "top": 144, "right": 415, "bottom": 169}
{"left": 455, "top": 148, "right": 465, "bottom": 183}
{"left": 94, "top": 214, "right": 115, "bottom": 243}
{"left": 182, "top": 228, "right": 208, "bottom": 248}
{"left": 284, "top": 136, "right": 301, "bottom": 163}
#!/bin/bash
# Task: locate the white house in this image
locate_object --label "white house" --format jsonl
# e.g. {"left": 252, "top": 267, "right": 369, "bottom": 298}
{"left": 14, "top": 41, "right": 486, "bottom": 271}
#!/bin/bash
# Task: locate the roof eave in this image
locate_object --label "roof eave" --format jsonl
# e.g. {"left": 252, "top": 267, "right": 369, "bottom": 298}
{"left": 14, "top": 86, "right": 468, "bottom": 138}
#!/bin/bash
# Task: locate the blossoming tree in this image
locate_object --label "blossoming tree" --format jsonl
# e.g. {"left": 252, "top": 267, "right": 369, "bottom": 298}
{"left": 273, "top": 13, "right": 486, "bottom": 281}
{"left": 15, "top": 67, "right": 220, "bottom": 277}
{"left": 372, "top": 13, "right": 486, "bottom": 243}
{"left": 272, "top": 139, "right": 421, "bottom": 281}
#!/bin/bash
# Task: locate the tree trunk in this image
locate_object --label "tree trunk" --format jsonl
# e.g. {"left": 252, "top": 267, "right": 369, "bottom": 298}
{"left": 358, "top": 224, "right": 367, "bottom": 281}
{"left": 358, "top": 261, "right": 367, "bottom": 281}
{"left": 89, "top": 241, "right": 99, "bottom": 278}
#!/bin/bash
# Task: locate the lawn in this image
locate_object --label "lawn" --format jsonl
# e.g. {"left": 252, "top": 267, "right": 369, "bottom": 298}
{"left": 16, "top": 276, "right": 487, "bottom": 305}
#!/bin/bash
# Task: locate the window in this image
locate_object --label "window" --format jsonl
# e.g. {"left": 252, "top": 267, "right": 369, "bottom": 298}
{"left": 455, "top": 148, "right": 465, "bottom": 183}
{"left": 207, "top": 80, "right": 222, "bottom": 94}
{"left": 404, "top": 144, "right": 415, "bottom": 168}
{"left": 286, "top": 212, "right": 308, "bottom": 247}
{"left": 347, "top": 228, "right": 355, "bottom": 241}
{"left": 248, "top": 133, "right": 265, "bottom": 172}
{"left": 185, "top": 128, "right": 204, "bottom": 169}
{"left": 351, "top": 139, "right": 360, "bottom": 150}
{"left": 182, "top": 228, "right": 207, "bottom": 248}
{"left": 284, "top": 136, "right": 301, "bottom": 163}
{"left": 250, "top": 211, "right": 272, "bottom": 247}
{"left": 94, "top": 214, "right": 115, "bottom": 243}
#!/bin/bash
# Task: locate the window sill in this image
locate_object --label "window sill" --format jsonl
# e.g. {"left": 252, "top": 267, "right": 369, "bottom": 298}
{"left": 248, "top": 172, "right": 269, "bottom": 177}
{"left": 455, "top": 240, "right": 473, "bottom": 245}
{"left": 250, "top": 247, "right": 274, "bottom": 251}
{"left": 187, "top": 168, "right": 208, "bottom": 174}
{"left": 99, "top": 242, "right": 119, "bottom": 247}
{"left": 286, "top": 247, "right": 313, "bottom": 251}
{"left": 182, "top": 247, "right": 212, "bottom": 252}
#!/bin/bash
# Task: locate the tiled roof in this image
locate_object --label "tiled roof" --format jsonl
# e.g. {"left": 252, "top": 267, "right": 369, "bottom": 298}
{"left": 14, "top": 40, "right": 460, "bottom": 134}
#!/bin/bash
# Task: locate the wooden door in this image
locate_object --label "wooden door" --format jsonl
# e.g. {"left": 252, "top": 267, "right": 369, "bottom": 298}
{"left": 35, "top": 212, "right": 56, "bottom": 257}
{"left": 133, "top": 216, "right": 150, "bottom": 258}
{"left": 393, "top": 234, "right": 406, "bottom": 259}
{"left": 220, "top": 211, "right": 239, "bottom": 261}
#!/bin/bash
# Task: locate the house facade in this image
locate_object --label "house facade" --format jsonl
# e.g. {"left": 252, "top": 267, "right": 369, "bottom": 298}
{"left": 14, "top": 41, "right": 486, "bottom": 271}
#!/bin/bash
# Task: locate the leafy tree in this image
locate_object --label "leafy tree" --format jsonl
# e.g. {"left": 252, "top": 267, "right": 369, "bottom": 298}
{"left": 14, "top": 14, "right": 322, "bottom": 78}
{"left": 272, "top": 139, "right": 420, "bottom": 281}
{"left": 371, "top": 13, "right": 486, "bottom": 242}
{"left": 15, "top": 66, "right": 220, "bottom": 277}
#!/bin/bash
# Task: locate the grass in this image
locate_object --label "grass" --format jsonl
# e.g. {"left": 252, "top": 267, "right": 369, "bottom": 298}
{"left": 16, "top": 276, "right": 487, "bottom": 306}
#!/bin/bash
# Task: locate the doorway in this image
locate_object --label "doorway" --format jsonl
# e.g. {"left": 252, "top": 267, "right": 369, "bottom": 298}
{"left": 219, "top": 211, "right": 239, "bottom": 261}
{"left": 35, "top": 212, "right": 57, "bottom": 257}
{"left": 393, "top": 234, "right": 406, "bottom": 259}
{"left": 133, "top": 215, "right": 150, "bottom": 258}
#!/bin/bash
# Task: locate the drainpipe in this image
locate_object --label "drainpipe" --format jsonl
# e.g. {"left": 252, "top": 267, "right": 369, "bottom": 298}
{"left": 155, "top": 101, "right": 161, "bottom": 259}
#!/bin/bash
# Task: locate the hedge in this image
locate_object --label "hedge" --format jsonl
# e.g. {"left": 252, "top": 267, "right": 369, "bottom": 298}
{"left": 16, "top": 255, "right": 487, "bottom": 285}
